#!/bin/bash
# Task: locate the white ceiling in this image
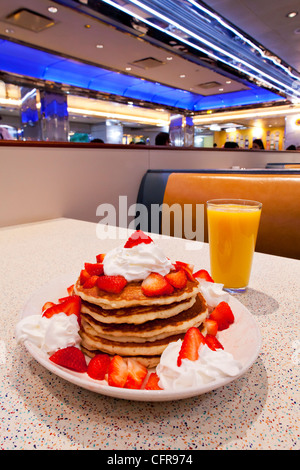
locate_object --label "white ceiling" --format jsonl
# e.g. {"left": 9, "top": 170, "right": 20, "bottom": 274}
{"left": 0, "top": 0, "right": 299, "bottom": 128}
{"left": 203, "top": 0, "right": 300, "bottom": 72}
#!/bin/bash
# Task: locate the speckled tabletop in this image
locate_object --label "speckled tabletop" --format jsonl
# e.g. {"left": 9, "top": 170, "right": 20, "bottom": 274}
{"left": 1, "top": 218, "right": 299, "bottom": 450}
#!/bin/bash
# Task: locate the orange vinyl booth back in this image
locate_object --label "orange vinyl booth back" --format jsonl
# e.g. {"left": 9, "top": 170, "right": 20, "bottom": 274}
{"left": 161, "top": 172, "right": 300, "bottom": 260}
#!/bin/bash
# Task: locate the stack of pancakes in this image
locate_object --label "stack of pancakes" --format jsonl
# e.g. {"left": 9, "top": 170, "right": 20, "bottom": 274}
{"left": 74, "top": 277, "right": 208, "bottom": 368}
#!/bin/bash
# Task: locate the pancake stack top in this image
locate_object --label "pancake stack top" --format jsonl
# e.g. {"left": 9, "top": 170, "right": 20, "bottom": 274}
{"left": 74, "top": 231, "right": 208, "bottom": 368}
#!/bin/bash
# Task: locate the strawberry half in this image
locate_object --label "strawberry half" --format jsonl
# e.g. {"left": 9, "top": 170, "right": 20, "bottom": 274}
{"left": 83, "top": 275, "right": 99, "bottom": 289}
{"left": 177, "top": 327, "right": 206, "bottom": 366}
{"left": 107, "top": 355, "right": 128, "bottom": 388}
{"left": 87, "top": 353, "right": 111, "bottom": 380}
{"left": 141, "top": 272, "right": 174, "bottom": 297}
{"left": 174, "top": 261, "right": 194, "bottom": 281}
{"left": 42, "top": 301, "right": 55, "bottom": 312}
{"left": 124, "top": 230, "right": 153, "bottom": 248}
{"left": 205, "top": 334, "right": 224, "bottom": 351}
{"left": 97, "top": 275, "right": 127, "bottom": 294}
{"left": 79, "top": 269, "right": 91, "bottom": 285}
{"left": 84, "top": 262, "right": 104, "bottom": 276}
{"left": 165, "top": 269, "right": 187, "bottom": 290}
{"left": 96, "top": 253, "right": 105, "bottom": 263}
{"left": 124, "top": 358, "right": 148, "bottom": 389}
{"left": 193, "top": 269, "right": 214, "bottom": 283}
{"left": 144, "top": 372, "right": 162, "bottom": 390}
{"left": 209, "top": 301, "right": 234, "bottom": 331}
{"left": 42, "top": 295, "right": 81, "bottom": 325}
{"left": 49, "top": 346, "right": 87, "bottom": 372}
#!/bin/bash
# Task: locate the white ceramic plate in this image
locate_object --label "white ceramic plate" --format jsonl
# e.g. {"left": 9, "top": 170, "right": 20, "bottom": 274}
{"left": 20, "top": 273, "right": 261, "bottom": 402}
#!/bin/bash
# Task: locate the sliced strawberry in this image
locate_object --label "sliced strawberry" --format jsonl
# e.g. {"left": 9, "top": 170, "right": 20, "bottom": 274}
{"left": 141, "top": 272, "right": 174, "bottom": 297}
{"left": 49, "top": 346, "right": 87, "bottom": 372}
{"left": 174, "top": 261, "right": 195, "bottom": 281}
{"left": 205, "top": 334, "right": 224, "bottom": 351}
{"left": 107, "top": 355, "right": 128, "bottom": 388}
{"left": 97, "top": 275, "right": 127, "bottom": 294}
{"left": 209, "top": 301, "right": 234, "bottom": 331}
{"left": 144, "top": 372, "right": 162, "bottom": 390}
{"left": 124, "top": 230, "right": 153, "bottom": 249}
{"left": 177, "top": 327, "right": 206, "bottom": 366}
{"left": 193, "top": 269, "right": 214, "bottom": 283}
{"left": 204, "top": 318, "right": 218, "bottom": 336}
{"left": 87, "top": 353, "right": 111, "bottom": 380}
{"left": 42, "top": 295, "right": 81, "bottom": 325}
{"left": 124, "top": 358, "right": 148, "bottom": 389}
{"left": 165, "top": 269, "right": 187, "bottom": 290}
{"left": 42, "top": 301, "right": 55, "bottom": 312}
{"left": 84, "top": 262, "right": 104, "bottom": 276}
{"left": 67, "top": 284, "right": 74, "bottom": 295}
{"left": 96, "top": 253, "right": 105, "bottom": 263}
{"left": 83, "top": 275, "right": 99, "bottom": 289}
{"left": 79, "top": 269, "right": 91, "bottom": 285}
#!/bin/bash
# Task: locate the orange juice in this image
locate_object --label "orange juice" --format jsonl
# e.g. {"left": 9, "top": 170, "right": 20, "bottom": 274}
{"left": 207, "top": 200, "right": 262, "bottom": 291}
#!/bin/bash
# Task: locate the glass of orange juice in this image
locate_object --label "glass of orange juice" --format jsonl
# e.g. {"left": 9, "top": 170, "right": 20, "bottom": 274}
{"left": 207, "top": 199, "right": 262, "bottom": 293}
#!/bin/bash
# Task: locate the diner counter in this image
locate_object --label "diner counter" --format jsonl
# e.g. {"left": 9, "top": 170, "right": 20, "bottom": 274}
{"left": 1, "top": 218, "right": 299, "bottom": 450}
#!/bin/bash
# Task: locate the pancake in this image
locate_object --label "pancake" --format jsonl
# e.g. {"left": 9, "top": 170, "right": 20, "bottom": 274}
{"left": 80, "top": 294, "right": 208, "bottom": 341}
{"left": 80, "top": 295, "right": 197, "bottom": 325}
{"left": 80, "top": 346, "right": 161, "bottom": 369}
{"left": 74, "top": 277, "right": 199, "bottom": 309}
{"left": 80, "top": 323, "right": 207, "bottom": 362}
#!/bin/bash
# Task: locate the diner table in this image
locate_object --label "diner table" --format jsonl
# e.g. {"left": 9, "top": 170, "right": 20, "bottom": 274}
{"left": 0, "top": 217, "right": 299, "bottom": 451}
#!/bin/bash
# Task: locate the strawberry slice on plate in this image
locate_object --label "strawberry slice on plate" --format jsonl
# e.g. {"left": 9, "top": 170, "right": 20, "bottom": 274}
{"left": 205, "top": 334, "right": 224, "bottom": 351}
{"left": 177, "top": 327, "right": 206, "bottom": 366}
{"left": 49, "top": 346, "right": 88, "bottom": 372}
{"left": 42, "top": 295, "right": 81, "bottom": 323}
{"left": 124, "top": 230, "right": 153, "bottom": 248}
{"left": 204, "top": 318, "right": 218, "bottom": 336}
{"left": 165, "top": 269, "right": 187, "bottom": 290}
{"left": 144, "top": 372, "right": 162, "bottom": 390}
{"left": 193, "top": 269, "right": 214, "bottom": 283}
{"left": 107, "top": 355, "right": 128, "bottom": 388}
{"left": 209, "top": 301, "right": 234, "bottom": 331}
{"left": 124, "top": 358, "right": 148, "bottom": 389}
{"left": 96, "top": 253, "right": 105, "bottom": 263}
{"left": 87, "top": 353, "right": 111, "bottom": 380}
{"left": 97, "top": 275, "right": 127, "bottom": 294}
{"left": 141, "top": 272, "right": 174, "bottom": 297}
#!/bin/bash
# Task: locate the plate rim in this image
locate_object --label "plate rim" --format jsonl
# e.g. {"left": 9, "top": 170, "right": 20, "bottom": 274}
{"left": 19, "top": 272, "right": 262, "bottom": 402}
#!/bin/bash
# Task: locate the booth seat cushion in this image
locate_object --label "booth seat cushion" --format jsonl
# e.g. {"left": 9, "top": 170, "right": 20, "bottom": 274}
{"left": 137, "top": 170, "right": 300, "bottom": 259}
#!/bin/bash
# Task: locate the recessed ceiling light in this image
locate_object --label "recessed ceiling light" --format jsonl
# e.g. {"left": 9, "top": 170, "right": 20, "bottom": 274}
{"left": 219, "top": 88, "right": 224, "bottom": 91}
{"left": 286, "top": 11, "right": 298, "bottom": 18}
{"left": 126, "top": 67, "right": 132, "bottom": 71}
{"left": 84, "top": 24, "right": 91, "bottom": 29}
{"left": 96, "top": 44, "right": 104, "bottom": 49}
{"left": 226, "top": 80, "right": 231, "bottom": 84}
{"left": 48, "top": 7, "right": 58, "bottom": 13}
{"left": 180, "top": 74, "right": 186, "bottom": 78}
{"left": 166, "top": 56, "right": 173, "bottom": 60}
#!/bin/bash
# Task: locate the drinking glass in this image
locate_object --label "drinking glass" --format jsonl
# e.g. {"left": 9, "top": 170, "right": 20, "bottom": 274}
{"left": 207, "top": 199, "right": 262, "bottom": 293}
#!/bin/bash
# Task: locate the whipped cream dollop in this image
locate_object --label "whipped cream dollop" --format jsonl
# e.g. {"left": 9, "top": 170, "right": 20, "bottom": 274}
{"left": 15, "top": 313, "right": 81, "bottom": 354}
{"left": 197, "top": 279, "right": 229, "bottom": 308}
{"left": 103, "top": 242, "right": 173, "bottom": 282}
{"left": 156, "top": 340, "right": 242, "bottom": 390}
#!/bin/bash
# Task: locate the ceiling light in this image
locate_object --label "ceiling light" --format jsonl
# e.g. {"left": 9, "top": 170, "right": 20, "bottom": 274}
{"left": 286, "top": 11, "right": 298, "bottom": 18}
{"left": 219, "top": 88, "right": 224, "bottom": 91}
{"left": 96, "top": 44, "right": 104, "bottom": 48}
{"left": 226, "top": 80, "right": 231, "bottom": 84}
{"left": 180, "top": 74, "right": 186, "bottom": 78}
{"left": 166, "top": 56, "right": 173, "bottom": 60}
{"left": 48, "top": 7, "right": 58, "bottom": 13}
{"left": 126, "top": 67, "right": 132, "bottom": 71}
{"left": 84, "top": 24, "right": 91, "bottom": 29}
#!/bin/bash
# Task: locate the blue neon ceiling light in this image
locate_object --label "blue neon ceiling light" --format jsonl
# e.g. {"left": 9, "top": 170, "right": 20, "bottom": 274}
{"left": 0, "top": 38, "right": 282, "bottom": 111}
{"left": 96, "top": 0, "right": 300, "bottom": 99}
